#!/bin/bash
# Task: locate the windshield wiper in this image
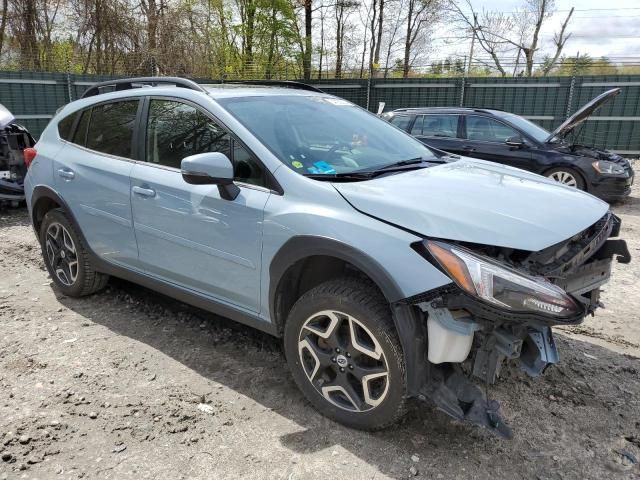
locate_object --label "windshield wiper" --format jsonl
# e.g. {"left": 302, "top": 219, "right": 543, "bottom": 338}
{"left": 359, "top": 156, "right": 446, "bottom": 174}
{"left": 303, "top": 156, "right": 446, "bottom": 182}
{"left": 303, "top": 172, "right": 376, "bottom": 182}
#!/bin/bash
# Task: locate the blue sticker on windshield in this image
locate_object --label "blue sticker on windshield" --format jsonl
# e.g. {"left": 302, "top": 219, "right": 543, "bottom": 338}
{"left": 311, "top": 161, "right": 336, "bottom": 174}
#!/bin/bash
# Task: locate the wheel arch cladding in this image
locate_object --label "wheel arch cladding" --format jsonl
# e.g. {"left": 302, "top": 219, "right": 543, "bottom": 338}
{"left": 269, "top": 236, "right": 405, "bottom": 332}
{"left": 31, "top": 186, "right": 67, "bottom": 235}
{"left": 30, "top": 186, "right": 91, "bottom": 248}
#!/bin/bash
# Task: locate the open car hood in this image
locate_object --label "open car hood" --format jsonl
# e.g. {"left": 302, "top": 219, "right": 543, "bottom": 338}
{"left": 546, "top": 88, "right": 620, "bottom": 142}
{"left": 0, "top": 104, "right": 15, "bottom": 129}
{"left": 333, "top": 159, "right": 609, "bottom": 252}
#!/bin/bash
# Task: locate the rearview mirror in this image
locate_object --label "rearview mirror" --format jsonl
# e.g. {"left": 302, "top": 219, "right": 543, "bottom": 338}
{"left": 505, "top": 135, "right": 525, "bottom": 147}
{"left": 181, "top": 152, "right": 240, "bottom": 200}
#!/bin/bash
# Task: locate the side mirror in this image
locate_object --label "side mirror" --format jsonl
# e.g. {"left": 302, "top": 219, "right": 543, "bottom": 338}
{"left": 181, "top": 152, "right": 240, "bottom": 200}
{"left": 505, "top": 135, "right": 525, "bottom": 148}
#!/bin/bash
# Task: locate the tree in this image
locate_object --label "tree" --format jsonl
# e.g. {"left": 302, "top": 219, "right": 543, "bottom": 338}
{"left": 403, "top": 0, "right": 439, "bottom": 77}
{"left": 448, "top": 0, "right": 574, "bottom": 77}
{"left": 541, "top": 6, "right": 573, "bottom": 76}
{"left": 334, "top": 0, "right": 358, "bottom": 78}
{"left": 303, "top": 0, "right": 312, "bottom": 78}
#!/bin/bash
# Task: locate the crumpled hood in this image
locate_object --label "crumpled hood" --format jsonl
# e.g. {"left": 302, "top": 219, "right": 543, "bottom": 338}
{"left": 334, "top": 159, "right": 609, "bottom": 252}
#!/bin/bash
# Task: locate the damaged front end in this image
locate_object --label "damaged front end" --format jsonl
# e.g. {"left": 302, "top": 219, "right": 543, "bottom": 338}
{"left": 0, "top": 104, "right": 35, "bottom": 207}
{"left": 405, "top": 212, "right": 630, "bottom": 438}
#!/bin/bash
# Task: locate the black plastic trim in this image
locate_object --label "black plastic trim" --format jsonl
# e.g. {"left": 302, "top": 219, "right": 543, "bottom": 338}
{"left": 390, "top": 303, "right": 429, "bottom": 395}
{"left": 81, "top": 76, "right": 207, "bottom": 99}
{"left": 269, "top": 236, "right": 405, "bottom": 323}
{"left": 92, "top": 259, "right": 278, "bottom": 336}
{"left": 223, "top": 80, "right": 324, "bottom": 93}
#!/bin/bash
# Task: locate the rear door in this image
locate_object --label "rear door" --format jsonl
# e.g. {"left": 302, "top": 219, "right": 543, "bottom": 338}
{"left": 53, "top": 99, "right": 140, "bottom": 265}
{"left": 410, "top": 114, "right": 466, "bottom": 154}
{"left": 130, "top": 97, "right": 271, "bottom": 312}
{"left": 461, "top": 115, "right": 532, "bottom": 170}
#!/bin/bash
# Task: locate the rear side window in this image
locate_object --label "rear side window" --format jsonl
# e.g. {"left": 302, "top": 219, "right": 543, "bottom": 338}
{"left": 57, "top": 113, "right": 77, "bottom": 140}
{"left": 85, "top": 100, "right": 139, "bottom": 158}
{"left": 420, "top": 115, "right": 459, "bottom": 138}
{"left": 389, "top": 115, "right": 411, "bottom": 131}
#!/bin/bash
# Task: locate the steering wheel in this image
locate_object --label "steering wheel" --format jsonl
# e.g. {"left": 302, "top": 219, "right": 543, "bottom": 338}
{"left": 328, "top": 141, "right": 353, "bottom": 158}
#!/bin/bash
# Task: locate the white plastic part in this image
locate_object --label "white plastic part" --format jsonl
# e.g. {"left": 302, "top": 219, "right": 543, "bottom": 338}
{"left": 427, "top": 315, "right": 475, "bottom": 364}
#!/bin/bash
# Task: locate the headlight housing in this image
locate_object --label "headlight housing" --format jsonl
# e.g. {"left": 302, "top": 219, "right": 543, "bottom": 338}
{"left": 426, "top": 240, "right": 580, "bottom": 318}
{"left": 592, "top": 160, "right": 626, "bottom": 175}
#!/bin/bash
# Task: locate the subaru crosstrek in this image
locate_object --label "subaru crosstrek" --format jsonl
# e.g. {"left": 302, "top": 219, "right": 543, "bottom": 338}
{"left": 24, "top": 77, "right": 630, "bottom": 437}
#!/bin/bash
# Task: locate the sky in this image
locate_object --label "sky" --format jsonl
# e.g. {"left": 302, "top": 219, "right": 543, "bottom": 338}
{"left": 435, "top": 0, "right": 640, "bottom": 66}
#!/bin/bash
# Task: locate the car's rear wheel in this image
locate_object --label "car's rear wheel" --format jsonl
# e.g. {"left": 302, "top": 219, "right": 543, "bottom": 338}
{"left": 545, "top": 167, "right": 586, "bottom": 190}
{"left": 284, "top": 277, "right": 407, "bottom": 430}
{"left": 40, "top": 209, "right": 109, "bottom": 297}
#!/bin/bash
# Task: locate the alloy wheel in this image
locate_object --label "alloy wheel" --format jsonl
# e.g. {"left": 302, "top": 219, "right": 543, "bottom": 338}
{"left": 548, "top": 170, "right": 578, "bottom": 187}
{"left": 298, "top": 310, "right": 390, "bottom": 412}
{"left": 45, "top": 222, "right": 79, "bottom": 286}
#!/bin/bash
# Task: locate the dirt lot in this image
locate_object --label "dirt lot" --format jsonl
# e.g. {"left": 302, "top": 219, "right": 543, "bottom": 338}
{"left": 1, "top": 190, "right": 639, "bottom": 480}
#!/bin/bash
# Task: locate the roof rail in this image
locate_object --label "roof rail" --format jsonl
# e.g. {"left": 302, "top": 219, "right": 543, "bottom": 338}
{"left": 223, "top": 80, "right": 324, "bottom": 93}
{"left": 80, "top": 76, "right": 207, "bottom": 99}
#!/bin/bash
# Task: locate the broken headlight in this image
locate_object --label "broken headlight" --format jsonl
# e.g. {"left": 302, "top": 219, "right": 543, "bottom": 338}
{"left": 426, "top": 241, "right": 580, "bottom": 318}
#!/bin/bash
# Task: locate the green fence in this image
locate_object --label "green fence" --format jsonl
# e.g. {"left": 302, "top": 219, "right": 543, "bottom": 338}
{"left": 1, "top": 71, "right": 639, "bottom": 155}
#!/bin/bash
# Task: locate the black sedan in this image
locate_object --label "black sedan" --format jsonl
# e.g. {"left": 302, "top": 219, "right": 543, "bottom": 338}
{"left": 381, "top": 89, "right": 634, "bottom": 202}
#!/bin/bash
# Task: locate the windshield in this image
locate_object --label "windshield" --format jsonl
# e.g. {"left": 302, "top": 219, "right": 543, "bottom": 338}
{"left": 218, "top": 95, "right": 435, "bottom": 175}
{"left": 492, "top": 111, "right": 553, "bottom": 143}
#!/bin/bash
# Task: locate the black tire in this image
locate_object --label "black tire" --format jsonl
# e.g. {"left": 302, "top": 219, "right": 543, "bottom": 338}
{"left": 545, "top": 167, "right": 586, "bottom": 190}
{"left": 40, "top": 208, "right": 109, "bottom": 297}
{"left": 284, "top": 277, "right": 407, "bottom": 430}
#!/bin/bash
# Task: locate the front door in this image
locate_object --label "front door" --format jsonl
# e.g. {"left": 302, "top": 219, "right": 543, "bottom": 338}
{"left": 461, "top": 115, "right": 532, "bottom": 170}
{"left": 130, "top": 97, "right": 272, "bottom": 312}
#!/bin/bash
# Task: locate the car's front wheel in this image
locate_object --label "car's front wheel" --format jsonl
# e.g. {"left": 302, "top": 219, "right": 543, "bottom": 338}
{"left": 40, "top": 209, "right": 109, "bottom": 297}
{"left": 284, "top": 278, "right": 407, "bottom": 430}
{"left": 545, "top": 167, "right": 586, "bottom": 190}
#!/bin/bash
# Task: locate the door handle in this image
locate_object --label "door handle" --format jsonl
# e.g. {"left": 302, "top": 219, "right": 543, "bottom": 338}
{"left": 57, "top": 168, "right": 75, "bottom": 180}
{"left": 462, "top": 145, "right": 476, "bottom": 152}
{"left": 132, "top": 186, "right": 156, "bottom": 198}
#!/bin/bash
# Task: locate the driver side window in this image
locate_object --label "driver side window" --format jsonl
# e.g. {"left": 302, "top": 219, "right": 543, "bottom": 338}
{"left": 465, "top": 116, "right": 519, "bottom": 143}
{"left": 146, "top": 99, "right": 268, "bottom": 187}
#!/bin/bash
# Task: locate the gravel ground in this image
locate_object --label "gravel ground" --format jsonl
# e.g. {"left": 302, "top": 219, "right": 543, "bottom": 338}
{"left": 1, "top": 188, "right": 639, "bottom": 480}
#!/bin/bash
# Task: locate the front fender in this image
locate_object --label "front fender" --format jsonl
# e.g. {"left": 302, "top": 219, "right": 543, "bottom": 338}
{"left": 269, "top": 235, "right": 406, "bottom": 321}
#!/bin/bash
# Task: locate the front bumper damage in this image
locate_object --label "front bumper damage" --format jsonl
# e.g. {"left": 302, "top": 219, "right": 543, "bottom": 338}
{"left": 401, "top": 212, "right": 630, "bottom": 439}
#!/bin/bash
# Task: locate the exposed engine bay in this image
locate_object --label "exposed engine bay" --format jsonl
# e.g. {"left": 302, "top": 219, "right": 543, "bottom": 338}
{"left": 410, "top": 212, "right": 630, "bottom": 438}
{"left": 557, "top": 143, "right": 634, "bottom": 176}
{"left": 0, "top": 106, "right": 35, "bottom": 207}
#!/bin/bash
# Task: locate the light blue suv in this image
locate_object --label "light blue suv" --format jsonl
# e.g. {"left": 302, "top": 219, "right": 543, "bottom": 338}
{"left": 24, "top": 77, "right": 630, "bottom": 437}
